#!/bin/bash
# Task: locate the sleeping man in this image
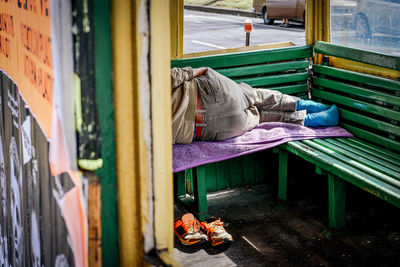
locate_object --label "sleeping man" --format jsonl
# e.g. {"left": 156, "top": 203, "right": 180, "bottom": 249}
{"left": 171, "top": 67, "right": 338, "bottom": 144}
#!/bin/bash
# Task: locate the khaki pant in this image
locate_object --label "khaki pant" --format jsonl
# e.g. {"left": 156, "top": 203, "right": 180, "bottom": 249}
{"left": 195, "top": 68, "right": 306, "bottom": 141}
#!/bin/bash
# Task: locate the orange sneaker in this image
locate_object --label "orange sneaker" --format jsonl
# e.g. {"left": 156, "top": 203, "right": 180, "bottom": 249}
{"left": 174, "top": 213, "right": 208, "bottom": 246}
{"left": 200, "top": 217, "right": 233, "bottom": 246}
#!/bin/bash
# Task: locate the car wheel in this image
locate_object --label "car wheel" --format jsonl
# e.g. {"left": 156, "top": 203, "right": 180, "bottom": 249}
{"left": 262, "top": 7, "right": 275, "bottom": 25}
{"left": 355, "top": 14, "right": 371, "bottom": 38}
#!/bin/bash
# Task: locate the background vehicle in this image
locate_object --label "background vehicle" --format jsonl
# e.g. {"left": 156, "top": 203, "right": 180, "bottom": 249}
{"left": 252, "top": 0, "right": 305, "bottom": 25}
{"left": 352, "top": 0, "right": 400, "bottom": 38}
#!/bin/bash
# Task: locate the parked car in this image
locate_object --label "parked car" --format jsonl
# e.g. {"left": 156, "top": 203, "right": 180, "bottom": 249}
{"left": 252, "top": 0, "right": 305, "bottom": 25}
{"left": 352, "top": 0, "right": 400, "bottom": 38}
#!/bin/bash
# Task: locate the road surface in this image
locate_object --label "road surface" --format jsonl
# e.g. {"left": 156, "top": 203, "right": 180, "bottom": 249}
{"left": 184, "top": 10, "right": 306, "bottom": 54}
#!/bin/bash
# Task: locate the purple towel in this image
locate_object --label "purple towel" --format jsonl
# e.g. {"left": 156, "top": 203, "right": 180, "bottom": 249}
{"left": 173, "top": 122, "right": 353, "bottom": 173}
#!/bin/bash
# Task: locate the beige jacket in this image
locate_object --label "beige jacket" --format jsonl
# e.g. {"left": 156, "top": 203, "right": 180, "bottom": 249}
{"left": 171, "top": 67, "right": 197, "bottom": 144}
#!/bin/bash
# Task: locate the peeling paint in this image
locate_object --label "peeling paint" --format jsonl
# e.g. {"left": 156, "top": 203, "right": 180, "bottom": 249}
{"left": 139, "top": 0, "right": 154, "bottom": 254}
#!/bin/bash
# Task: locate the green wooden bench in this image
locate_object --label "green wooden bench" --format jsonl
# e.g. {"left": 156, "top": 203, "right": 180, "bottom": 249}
{"left": 172, "top": 45, "right": 313, "bottom": 219}
{"left": 277, "top": 41, "right": 400, "bottom": 231}
{"left": 172, "top": 42, "right": 400, "bottom": 227}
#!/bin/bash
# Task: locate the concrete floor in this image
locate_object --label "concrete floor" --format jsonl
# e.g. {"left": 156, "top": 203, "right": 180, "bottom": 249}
{"left": 174, "top": 173, "right": 400, "bottom": 266}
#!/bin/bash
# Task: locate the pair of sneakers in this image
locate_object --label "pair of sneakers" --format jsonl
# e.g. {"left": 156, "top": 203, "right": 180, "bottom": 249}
{"left": 174, "top": 213, "right": 233, "bottom": 246}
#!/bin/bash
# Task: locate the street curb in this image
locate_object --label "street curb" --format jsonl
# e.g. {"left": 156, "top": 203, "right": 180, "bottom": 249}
{"left": 184, "top": 4, "right": 260, "bottom": 18}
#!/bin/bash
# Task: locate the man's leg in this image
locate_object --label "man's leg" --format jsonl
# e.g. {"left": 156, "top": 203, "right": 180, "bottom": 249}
{"left": 259, "top": 109, "right": 306, "bottom": 124}
{"left": 253, "top": 88, "right": 299, "bottom": 112}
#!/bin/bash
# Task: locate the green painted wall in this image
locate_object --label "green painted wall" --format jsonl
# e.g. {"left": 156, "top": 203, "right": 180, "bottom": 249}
{"left": 93, "top": 0, "right": 119, "bottom": 265}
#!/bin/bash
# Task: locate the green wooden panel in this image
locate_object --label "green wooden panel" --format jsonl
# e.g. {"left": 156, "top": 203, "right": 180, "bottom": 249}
{"left": 282, "top": 141, "right": 400, "bottom": 208}
{"left": 171, "top": 45, "right": 313, "bottom": 69}
{"left": 229, "top": 157, "right": 243, "bottom": 188}
{"left": 327, "top": 139, "right": 400, "bottom": 173}
{"left": 235, "top": 72, "right": 308, "bottom": 87}
{"left": 304, "top": 140, "right": 400, "bottom": 189}
{"left": 314, "top": 41, "right": 400, "bottom": 71}
{"left": 266, "top": 84, "right": 308, "bottom": 95}
{"left": 313, "top": 77, "right": 400, "bottom": 107}
{"left": 278, "top": 150, "right": 289, "bottom": 201}
{"left": 338, "top": 138, "right": 400, "bottom": 165}
{"left": 314, "top": 65, "right": 400, "bottom": 92}
{"left": 216, "top": 161, "right": 230, "bottom": 190}
{"left": 314, "top": 139, "right": 400, "bottom": 179}
{"left": 312, "top": 89, "right": 400, "bottom": 122}
{"left": 93, "top": 0, "right": 119, "bottom": 265}
{"left": 341, "top": 123, "right": 400, "bottom": 153}
{"left": 340, "top": 109, "right": 400, "bottom": 137}
{"left": 242, "top": 154, "right": 256, "bottom": 186}
{"left": 175, "top": 172, "right": 186, "bottom": 197}
{"left": 255, "top": 151, "right": 268, "bottom": 183}
{"left": 205, "top": 164, "right": 218, "bottom": 192}
{"left": 217, "top": 61, "right": 309, "bottom": 78}
{"left": 186, "top": 169, "right": 194, "bottom": 195}
{"left": 328, "top": 174, "right": 347, "bottom": 230}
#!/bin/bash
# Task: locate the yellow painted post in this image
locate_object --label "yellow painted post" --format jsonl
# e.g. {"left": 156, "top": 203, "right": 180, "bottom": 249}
{"left": 306, "top": 0, "right": 330, "bottom": 64}
{"left": 111, "top": 0, "right": 147, "bottom": 265}
{"left": 151, "top": 0, "right": 175, "bottom": 256}
{"left": 170, "top": 0, "right": 184, "bottom": 59}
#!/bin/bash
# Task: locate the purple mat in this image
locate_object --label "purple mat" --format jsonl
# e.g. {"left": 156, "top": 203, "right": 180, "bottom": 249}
{"left": 173, "top": 122, "right": 353, "bottom": 173}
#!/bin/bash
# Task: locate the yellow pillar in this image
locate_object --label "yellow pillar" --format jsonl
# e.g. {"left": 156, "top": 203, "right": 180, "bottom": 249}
{"left": 111, "top": 0, "right": 144, "bottom": 265}
{"left": 170, "top": 0, "right": 184, "bottom": 59}
{"left": 306, "top": 0, "right": 330, "bottom": 64}
{"left": 151, "top": 0, "right": 175, "bottom": 256}
{"left": 112, "top": 0, "right": 177, "bottom": 265}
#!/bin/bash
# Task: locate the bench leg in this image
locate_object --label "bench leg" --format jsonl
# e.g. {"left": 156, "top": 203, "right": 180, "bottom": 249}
{"left": 278, "top": 150, "right": 288, "bottom": 201}
{"left": 193, "top": 165, "right": 209, "bottom": 221}
{"left": 328, "top": 174, "right": 346, "bottom": 230}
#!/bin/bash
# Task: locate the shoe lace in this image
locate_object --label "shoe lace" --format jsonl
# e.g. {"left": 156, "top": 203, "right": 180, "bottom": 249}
{"left": 184, "top": 219, "right": 200, "bottom": 234}
{"left": 208, "top": 219, "right": 224, "bottom": 233}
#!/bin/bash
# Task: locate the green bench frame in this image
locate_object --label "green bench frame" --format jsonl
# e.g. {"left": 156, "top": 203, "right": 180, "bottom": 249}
{"left": 277, "top": 41, "right": 400, "bottom": 230}
{"left": 172, "top": 42, "right": 400, "bottom": 228}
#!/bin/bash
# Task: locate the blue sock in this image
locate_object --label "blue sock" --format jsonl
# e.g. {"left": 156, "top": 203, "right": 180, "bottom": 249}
{"left": 296, "top": 100, "right": 329, "bottom": 113}
{"left": 304, "top": 105, "right": 339, "bottom": 127}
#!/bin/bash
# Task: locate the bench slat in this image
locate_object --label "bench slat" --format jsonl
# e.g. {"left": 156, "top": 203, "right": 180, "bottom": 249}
{"left": 314, "top": 41, "right": 400, "bottom": 71}
{"left": 216, "top": 61, "right": 309, "bottom": 78}
{"left": 283, "top": 141, "right": 400, "bottom": 208}
{"left": 235, "top": 72, "right": 308, "bottom": 87}
{"left": 304, "top": 139, "right": 400, "bottom": 188}
{"left": 341, "top": 123, "right": 400, "bottom": 153}
{"left": 312, "top": 89, "right": 400, "bottom": 122}
{"left": 340, "top": 109, "right": 400, "bottom": 137}
{"left": 314, "top": 65, "right": 400, "bottom": 93}
{"left": 313, "top": 77, "right": 400, "bottom": 107}
{"left": 336, "top": 138, "right": 400, "bottom": 169}
{"left": 327, "top": 139, "right": 400, "bottom": 173}
{"left": 314, "top": 139, "right": 400, "bottom": 179}
{"left": 171, "top": 46, "right": 313, "bottom": 69}
{"left": 266, "top": 84, "right": 308, "bottom": 95}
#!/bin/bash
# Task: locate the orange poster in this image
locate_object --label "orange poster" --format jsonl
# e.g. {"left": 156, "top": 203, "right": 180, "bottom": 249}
{"left": 0, "top": 0, "right": 53, "bottom": 137}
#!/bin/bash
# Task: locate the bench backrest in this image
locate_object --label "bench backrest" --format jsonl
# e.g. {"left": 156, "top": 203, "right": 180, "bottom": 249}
{"left": 312, "top": 41, "right": 400, "bottom": 154}
{"left": 171, "top": 45, "right": 313, "bottom": 98}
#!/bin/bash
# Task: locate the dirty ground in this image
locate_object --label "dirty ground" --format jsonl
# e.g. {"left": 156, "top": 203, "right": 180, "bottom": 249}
{"left": 174, "top": 163, "right": 400, "bottom": 266}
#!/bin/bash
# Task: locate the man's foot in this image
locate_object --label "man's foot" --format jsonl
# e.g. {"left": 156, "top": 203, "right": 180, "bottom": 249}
{"left": 174, "top": 213, "right": 208, "bottom": 246}
{"left": 296, "top": 99, "right": 330, "bottom": 113}
{"left": 304, "top": 105, "right": 339, "bottom": 127}
{"left": 200, "top": 217, "right": 233, "bottom": 246}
